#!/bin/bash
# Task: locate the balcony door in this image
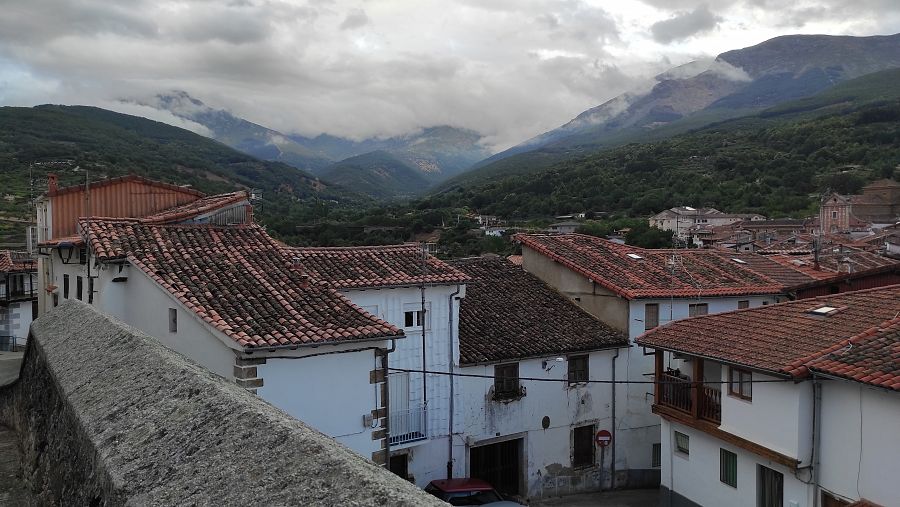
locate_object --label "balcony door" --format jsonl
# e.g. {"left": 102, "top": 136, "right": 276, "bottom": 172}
{"left": 388, "top": 372, "right": 426, "bottom": 445}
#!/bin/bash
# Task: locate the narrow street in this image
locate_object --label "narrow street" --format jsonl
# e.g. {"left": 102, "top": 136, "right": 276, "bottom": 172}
{"left": 533, "top": 488, "right": 660, "bottom": 507}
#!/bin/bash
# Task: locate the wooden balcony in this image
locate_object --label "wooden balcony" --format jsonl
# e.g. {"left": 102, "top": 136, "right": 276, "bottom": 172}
{"left": 654, "top": 353, "right": 721, "bottom": 425}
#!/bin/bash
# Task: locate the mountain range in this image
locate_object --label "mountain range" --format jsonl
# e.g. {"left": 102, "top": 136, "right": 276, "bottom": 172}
{"left": 132, "top": 92, "right": 490, "bottom": 198}
{"left": 444, "top": 33, "right": 900, "bottom": 190}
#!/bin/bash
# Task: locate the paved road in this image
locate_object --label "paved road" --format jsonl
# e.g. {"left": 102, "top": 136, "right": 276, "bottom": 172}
{"left": 0, "top": 352, "right": 23, "bottom": 386}
{"left": 533, "top": 489, "right": 660, "bottom": 507}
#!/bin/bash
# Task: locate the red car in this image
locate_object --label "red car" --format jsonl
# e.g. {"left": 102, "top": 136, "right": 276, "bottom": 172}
{"left": 424, "top": 478, "right": 523, "bottom": 506}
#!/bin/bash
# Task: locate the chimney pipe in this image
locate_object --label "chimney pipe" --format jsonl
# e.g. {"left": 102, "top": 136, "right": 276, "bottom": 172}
{"left": 48, "top": 173, "right": 59, "bottom": 195}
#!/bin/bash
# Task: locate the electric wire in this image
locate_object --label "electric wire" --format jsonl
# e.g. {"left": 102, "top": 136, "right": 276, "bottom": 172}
{"left": 388, "top": 367, "right": 808, "bottom": 384}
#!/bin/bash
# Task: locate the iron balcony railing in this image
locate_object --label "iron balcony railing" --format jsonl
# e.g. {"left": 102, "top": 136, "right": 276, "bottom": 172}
{"left": 388, "top": 404, "right": 427, "bottom": 445}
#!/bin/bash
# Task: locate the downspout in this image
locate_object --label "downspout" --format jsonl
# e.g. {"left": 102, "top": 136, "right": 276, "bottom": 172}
{"left": 610, "top": 347, "right": 619, "bottom": 490}
{"left": 811, "top": 375, "right": 823, "bottom": 507}
{"left": 383, "top": 338, "right": 397, "bottom": 470}
{"left": 447, "top": 284, "right": 462, "bottom": 479}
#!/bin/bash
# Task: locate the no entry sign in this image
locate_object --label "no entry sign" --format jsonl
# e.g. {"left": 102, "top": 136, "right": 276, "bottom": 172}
{"left": 595, "top": 429, "right": 612, "bottom": 447}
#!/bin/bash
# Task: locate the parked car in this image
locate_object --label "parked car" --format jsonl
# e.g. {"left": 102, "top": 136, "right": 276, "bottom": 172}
{"left": 424, "top": 478, "right": 524, "bottom": 506}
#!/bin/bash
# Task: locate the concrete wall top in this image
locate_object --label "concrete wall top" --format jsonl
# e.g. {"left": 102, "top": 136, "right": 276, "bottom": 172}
{"left": 7, "top": 301, "right": 443, "bottom": 506}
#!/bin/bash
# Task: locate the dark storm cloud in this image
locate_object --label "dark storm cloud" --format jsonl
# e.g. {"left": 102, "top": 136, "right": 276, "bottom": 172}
{"left": 339, "top": 9, "right": 369, "bottom": 30}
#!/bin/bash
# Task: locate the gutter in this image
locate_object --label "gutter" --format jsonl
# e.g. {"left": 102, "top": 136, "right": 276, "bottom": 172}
{"left": 244, "top": 334, "right": 406, "bottom": 354}
{"left": 458, "top": 343, "right": 630, "bottom": 369}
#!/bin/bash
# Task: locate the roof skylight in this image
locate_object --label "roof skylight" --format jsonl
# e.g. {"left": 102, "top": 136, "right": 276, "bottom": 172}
{"left": 810, "top": 306, "right": 839, "bottom": 315}
{"left": 731, "top": 258, "right": 747, "bottom": 264}
{"left": 626, "top": 253, "right": 644, "bottom": 260}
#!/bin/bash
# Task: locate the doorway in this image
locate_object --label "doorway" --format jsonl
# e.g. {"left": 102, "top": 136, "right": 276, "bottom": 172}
{"left": 470, "top": 438, "right": 523, "bottom": 497}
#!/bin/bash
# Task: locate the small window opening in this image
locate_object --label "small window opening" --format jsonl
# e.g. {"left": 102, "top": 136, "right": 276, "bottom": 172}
{"left": 169, "top": 308, "right": 178, "bottom": 333}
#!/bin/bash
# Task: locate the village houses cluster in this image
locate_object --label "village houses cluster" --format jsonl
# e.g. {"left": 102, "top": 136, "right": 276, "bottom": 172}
{"left": 0, "top": 173, "right": 896, "bottom": 506}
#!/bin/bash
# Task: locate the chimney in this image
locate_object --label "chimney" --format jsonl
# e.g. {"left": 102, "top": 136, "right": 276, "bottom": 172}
{"left": 245, "top": 204, "right": 254, "bottom": 224}
{"left": 48, "top": 173, "right": 59, "bottom": 195}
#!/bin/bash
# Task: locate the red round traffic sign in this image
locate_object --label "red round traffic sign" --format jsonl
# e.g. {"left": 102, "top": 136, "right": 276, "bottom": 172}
{"left": 595, "top": 429, "right": 612, "bottom": 447}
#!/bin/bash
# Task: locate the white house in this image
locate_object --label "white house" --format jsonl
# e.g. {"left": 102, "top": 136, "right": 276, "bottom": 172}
{"left": 650, "top": 207, "right": 764, "bottom": 242}
{"left": 637, "top": 285, "right": 900, "bottom": 507}
{"left": 448, "top": 257, "right": 629, "bottom": 502}
{"left": 285, "top": 244, "right": 470, "bottom": 485}
{"left": 0, "top": 251, "right": 37, "bottom": 349}
{"left": 514, "top": 234, "right": 799, "bottom": 489}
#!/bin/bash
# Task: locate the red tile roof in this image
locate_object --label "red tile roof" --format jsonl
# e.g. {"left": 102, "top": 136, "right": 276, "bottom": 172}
{"left": 450, "top": 257, "right": 627, "bottom": 365}
{"left": 807, "top": 319, "right": 900, "bottom": 390}
{"left": 283, "top": 244, "right": 469, "bottom": 290}
{"left": 80, "top": 219, "right": 403, "bottom": 349}
{"left": 515, "top": 233, "right": 787, "bottom": 299}
{"left": 637, "top": 285, "right": 900, "bottom": 388}
{"left": 141, "top": 191, "right": 249, "bottom": 223}
{"left": 0, "top": 251, "right": 35, "bottom": 273}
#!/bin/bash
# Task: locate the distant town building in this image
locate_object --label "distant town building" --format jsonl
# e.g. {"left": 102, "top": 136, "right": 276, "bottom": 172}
{"left": 819, "top": 179, "right": 900, "bottom": 234}
{"left": 546, "top": 221, "right": 581, "bottom": 234}
{"left": 638, "top": 285, "right": 900, "bottom": 507}
{"left": 649, "top": 207, "right": 764, "bottom": 242}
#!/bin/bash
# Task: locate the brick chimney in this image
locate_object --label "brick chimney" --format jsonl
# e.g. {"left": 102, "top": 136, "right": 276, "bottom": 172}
{"left": 48, "top": 173, "right": 59, "bottom": 195}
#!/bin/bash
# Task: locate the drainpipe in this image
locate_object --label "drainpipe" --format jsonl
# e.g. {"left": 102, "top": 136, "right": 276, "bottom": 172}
{"left": 811, "top": 376, "right": 823, "bottom": 507}
{"left": 447, "top": 284, "right": 462, "bottom": 479}
{"left": 383, "top": 338, "right": 397, "bottom": 470}
{"left": 610, "top": 347, "right": 620, "bottom": 490}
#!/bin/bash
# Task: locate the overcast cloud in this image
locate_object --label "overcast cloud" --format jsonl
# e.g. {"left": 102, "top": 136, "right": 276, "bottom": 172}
{"left": 0, "top": 0, "right": 898, "bottom": 151}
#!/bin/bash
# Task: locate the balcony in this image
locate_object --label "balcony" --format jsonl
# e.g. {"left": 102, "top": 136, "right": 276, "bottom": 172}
{"left": 656, "top": 365, "right": 721, "bottom": 425}
{"left": 389, "top": 404, "right": 426, "bottom": 445}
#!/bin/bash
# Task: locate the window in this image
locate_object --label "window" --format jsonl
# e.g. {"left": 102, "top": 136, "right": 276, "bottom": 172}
{"left": 644, "top": 303, "right": 659, "bottom": 330}
{"left": 688, "top": 303, "right": 708, "bottom": 317}
{"left": 63, "top": 274, "right": 69, "bottom": 299}
{"left": 78, "top": 247, "right": 87, "bottom": 265}
{"left": 169, "top": 308, "right": 178, "bottom": 333}
{"left": 831, "top": 211, "right": 838, "bottom": 219}
{"left": 88, "top": 277, "right": 94, "bottom": 304}
{"left": 402, "top": 302, "right": 429, "bottom": 329}
{"left": 573, "top": 425, "right": 595, "bottom": 467}
{"left": 568, "top": 355, "right": 589, "bottom": 384}
{"left": 674, "top": 431, "right": 689, "bottom": 455}
{"left": 494, "top": 363, "right": 520, "bottom": 400}
{"left": 651, "top": 443, "right": 661, "bottom": 468}
{"left": 76, "top": 276, "right": 83, "bottom": 301}
{"left": 729, "top": 367, "right": 752, "bottom": 400}
{"left": 757, "top": 465, "right": 783, "bottom": 507}
{"left": 720, "top": 449, "right": 737, "bottom": 487}
{"left": 52, "top": 294, "right": 59, "bottom": 307}
{"left": 738, "top": 300, "right": 750, "bottom": 309}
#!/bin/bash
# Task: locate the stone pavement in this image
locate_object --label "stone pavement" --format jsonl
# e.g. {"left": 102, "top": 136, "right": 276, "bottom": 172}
{"left": 533, "top": 488, "right": 660, "bottom": 507}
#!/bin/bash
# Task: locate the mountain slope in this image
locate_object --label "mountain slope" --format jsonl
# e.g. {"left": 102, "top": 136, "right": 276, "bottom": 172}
{"left": 422, "top": 92, "right": 900, "bottom": 220}
{"left": 0, "top": 105, "right": 363, "bottom": 243}
{"left": 318, "top": 151, "right": 431, "bottom": 199}
{"left": 454, "top": 33, "right": 900, "bottom": 189}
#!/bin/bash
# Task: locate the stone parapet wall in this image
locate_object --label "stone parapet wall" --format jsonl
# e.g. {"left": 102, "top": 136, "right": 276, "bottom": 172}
{"left": 0, "top": 301, "right": 443, "bottom": 506}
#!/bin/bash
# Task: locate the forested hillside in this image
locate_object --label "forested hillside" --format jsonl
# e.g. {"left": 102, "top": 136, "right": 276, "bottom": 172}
{"left": 0, "top": 105, "right": 364, "bottom": 243}
{"left": 423, "top": 98, "right": 900, "bottom": 219}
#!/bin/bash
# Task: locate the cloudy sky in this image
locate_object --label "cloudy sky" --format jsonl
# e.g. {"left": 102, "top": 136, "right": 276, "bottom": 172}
{"left": 1, "top": 0, "right": 899, "bottom": 150}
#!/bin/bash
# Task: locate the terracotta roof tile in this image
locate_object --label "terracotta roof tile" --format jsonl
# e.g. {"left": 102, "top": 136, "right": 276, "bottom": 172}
{"left": 515, "top": 233, "right": 787, "bottom": 299}
{"left": 141, "top": 191, "right": 249, "bottom": 223}
{"left": 0, "top": 250, "right": 35, "bottom": 273}
{"left": 81, "top": 219, "right": 402, "bottom": 349}
{"left": 807, "top": 319, "right": 900, "bottom": 390}
{"left": 637, "top": 285, "right": 900, "bottom": 384}
{"left": 450, "top": 257, "right": 628, "bottom": 365}
{"left": 284, "top": 244, "right": 469, "bottom": 290}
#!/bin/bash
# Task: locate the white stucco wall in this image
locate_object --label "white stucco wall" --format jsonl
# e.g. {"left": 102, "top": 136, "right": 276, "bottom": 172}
{"left": 661, "top": 419, "right": 811, "bottom": 507}
{"left": 719, "top": 368, "right": 810, "bottom": 464}
{"left": 257, "top": 348, "right": 384, "bottom": 457}
{"left": 459, "top": 351, "right": 619, "bottom": 499}
{"left": 341, "top": 284, "right": 466, "bottom": 485}
{"left": 818, "top": 381, "right": 900, "bottom": 506}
